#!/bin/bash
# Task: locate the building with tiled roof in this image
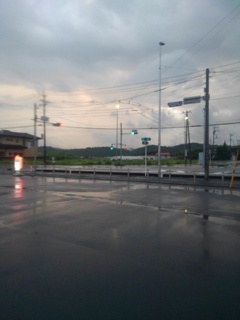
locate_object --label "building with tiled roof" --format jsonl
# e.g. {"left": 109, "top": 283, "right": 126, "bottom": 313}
{"left": 0, "top": 130, "right": 39, "bottom": 158}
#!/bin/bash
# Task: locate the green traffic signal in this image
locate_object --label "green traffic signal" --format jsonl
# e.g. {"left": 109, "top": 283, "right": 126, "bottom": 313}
{"left": 110, "top": 145, "right": 114, "bottom": 150}
{"left": 131, "top": 129, "right": 138, "bottom": 135}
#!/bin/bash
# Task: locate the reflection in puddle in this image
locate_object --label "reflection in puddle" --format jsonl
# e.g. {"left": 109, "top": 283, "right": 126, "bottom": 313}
{"left": 14, "top": 177, "right": 24, "bottom": 199}
{"left": 116, "top": 183, "right": 240, "bottom": 196}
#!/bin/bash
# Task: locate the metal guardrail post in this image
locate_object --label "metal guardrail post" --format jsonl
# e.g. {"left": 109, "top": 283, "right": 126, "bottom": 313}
{"left": 221, "top": 170, "right": 224, "bottom": 186}
{"left": 110, "top": 168, "right": 112, "bottom": 181}
{"left": 194, "top": 171, "right": 196, "bottom": 185}
{"left": 94, "top": 168, "right": 96, "bottom": 180}
{"left": 127, "top": 169, "right": 130, "bottom": 181}
{"left": 79, "top": 167, "right": 81, "bottom": 181}
{"left": 65, "top": 167, "right": 68, "bottom": 182}
{"left": 147, "top": 169, "right": 149, "bottom": 182}
{"left": 169, "top": 170, "right": 171, "bottom": 181}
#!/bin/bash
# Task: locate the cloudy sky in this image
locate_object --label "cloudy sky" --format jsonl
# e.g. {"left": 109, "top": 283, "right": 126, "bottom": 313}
{"left": 0, "top": 0, "right": 240, "bottom": 150}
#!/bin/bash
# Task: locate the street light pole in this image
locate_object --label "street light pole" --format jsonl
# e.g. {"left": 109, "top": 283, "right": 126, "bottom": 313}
{"left": 116, "top": 104, "right": 119, "bottom": 159}
{"left": 33, "top": 103, "right": 37, "bottom": 171}
{"left": 120, "top": 122, "right": 123, "bottom": 165}
{"left": 158, "top": 42, "right": 165, "bottom": 178}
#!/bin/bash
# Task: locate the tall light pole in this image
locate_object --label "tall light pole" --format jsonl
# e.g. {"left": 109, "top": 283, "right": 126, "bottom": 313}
{"left": 33, "top": 103, "right": 37, "bottom": 171}
{"left": 158, "top": 42, "right": 165, "bottom": 178}
{"left": 116, "top": 104, "right": 119, "bottom": 159}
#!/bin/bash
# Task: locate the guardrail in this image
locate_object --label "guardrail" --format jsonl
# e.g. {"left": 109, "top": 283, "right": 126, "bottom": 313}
{"left": 1, "top": 165, "right": 240, "bottom": 188}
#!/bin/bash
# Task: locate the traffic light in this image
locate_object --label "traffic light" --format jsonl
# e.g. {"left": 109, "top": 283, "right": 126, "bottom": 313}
{"left": 53, "top": 122, "right": 63, "bottom": 127}
{"left": 131, "top": 129, "right": 138, "bottom": 135}
{"left": 110, "top": 144, "right": 114, "bottom": 150}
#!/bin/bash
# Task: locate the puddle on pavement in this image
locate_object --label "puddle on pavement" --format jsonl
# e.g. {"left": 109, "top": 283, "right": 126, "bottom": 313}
{"left": 14, "top": 177, "right": 239, "bottom": 221}
{"left": 49, "top": 187, "right": 240, "bottom": 223}
{"left": 52, "top": 191, "right": 112, "bottom": 201}
{"left": 31, "top": 176, "right": 240, "bottom": 197}
{"left": 117, "top": 183, "right": 240, "bottom": 197}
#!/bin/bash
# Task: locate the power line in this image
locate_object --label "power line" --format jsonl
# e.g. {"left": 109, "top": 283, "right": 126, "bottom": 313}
{"left": 3, "top": 119, "right": 240, "bottom": 133}
{"left": 165, "top": 3, "right": 240, "bottom": 75}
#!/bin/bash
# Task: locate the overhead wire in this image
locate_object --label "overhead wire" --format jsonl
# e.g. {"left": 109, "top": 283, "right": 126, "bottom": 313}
{"left": 165, "top": 3, "right": 240, "bottom": 75}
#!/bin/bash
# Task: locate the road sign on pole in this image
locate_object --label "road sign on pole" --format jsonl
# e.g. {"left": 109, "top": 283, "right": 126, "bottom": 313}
{"left": 168, "top": 101, "right": 183, "bottom": 108}
{"left": 144, "top": 144, "right": 148, "bottom": 177}
{"left": 141, "top": 137, "right": 151, "bottom": 142}
{"left": 183, "top": 96, "right": 201, "bottom": 105}
{"left": 41, "top": 116, "right": 49, "bottom": 122}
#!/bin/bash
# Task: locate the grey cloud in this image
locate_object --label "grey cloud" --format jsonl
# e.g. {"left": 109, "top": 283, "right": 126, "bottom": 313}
{"left": 0, "top": 0, "right": 239, "bottom": 148}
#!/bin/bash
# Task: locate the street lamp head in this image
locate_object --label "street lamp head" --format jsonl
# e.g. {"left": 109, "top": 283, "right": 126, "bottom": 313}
{"left": 159, "top": 42, "right": 165, "bottom": 46}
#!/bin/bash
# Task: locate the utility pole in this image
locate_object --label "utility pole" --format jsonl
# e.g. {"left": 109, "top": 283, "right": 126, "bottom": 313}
{"left": 230, "top": 133, "right": 233, "bottom": 146}
{"left": 158, "top": 41, "right": 165, "bottom": 178}
{"left": 204, "top": 68, "right": 210, "bottom": 180}
{"left": 212, "top": 126, "right": 218, "bottom": 147}
{"left": 40, "top": 93, "right": 49, "bottom": 166}
{"left": 183, "top": 110, "right": 191, "bottom": 165}
{"left": 116, "top": 104, "right": 119, "bottom": 159}
{"left": 212, "top": 126, "right": 218, "bottom": 159}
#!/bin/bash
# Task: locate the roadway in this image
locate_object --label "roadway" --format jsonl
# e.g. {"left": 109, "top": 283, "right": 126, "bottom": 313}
{"left": 0, "top": 175, "right": 240, "bottom": 319}
{"left": 25, "top": 163, "right": 240, "bottom": 188}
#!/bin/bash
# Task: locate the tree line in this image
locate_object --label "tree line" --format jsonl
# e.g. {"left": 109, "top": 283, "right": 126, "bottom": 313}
{"left": 39, "top": 142, "right": 238, "bottom": 161}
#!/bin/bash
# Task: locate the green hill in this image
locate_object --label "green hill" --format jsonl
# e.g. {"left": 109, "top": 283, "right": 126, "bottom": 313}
{"left": 39, "top": 143, "right": 203, "bottom": 159}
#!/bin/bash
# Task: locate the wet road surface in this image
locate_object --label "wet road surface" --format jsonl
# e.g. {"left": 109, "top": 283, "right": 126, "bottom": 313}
{"left": 0, "top": 176, "right": 240, "bottom": 320}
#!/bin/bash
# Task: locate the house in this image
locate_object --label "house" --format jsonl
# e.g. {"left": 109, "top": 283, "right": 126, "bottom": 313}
{"left": 148, "top": 151, "right": 171, "bottom": 160}
{"left": 159, "top": 152, "right": 171, "bottom": 159}
{"left": 0, "top": 130, "right": 39, "bottom": 159}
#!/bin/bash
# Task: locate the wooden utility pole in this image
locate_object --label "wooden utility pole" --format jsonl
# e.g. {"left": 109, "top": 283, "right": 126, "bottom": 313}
{"left": 184, "top": 110, "right": 191, "bottom": 165}
{"left": 212, "top": 126, "right": 218, "bottom": 159}
{"left": 204, "top": 68, "right": 210, "bottom": 180}
{"left": 40, "top": 93, "right": 48, "bottom": 166}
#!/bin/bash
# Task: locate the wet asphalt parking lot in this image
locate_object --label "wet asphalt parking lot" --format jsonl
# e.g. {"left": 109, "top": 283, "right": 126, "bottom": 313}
{"left": 0, "top": 175, "right": 240, "bottom": 320}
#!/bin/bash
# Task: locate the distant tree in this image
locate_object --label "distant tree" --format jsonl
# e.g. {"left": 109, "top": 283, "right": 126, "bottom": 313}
{"left": 191, "top": 148, "right": 203, "bottom": 160}
{"left": 215, "top": 142, "right": 231, "bottom": 160}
